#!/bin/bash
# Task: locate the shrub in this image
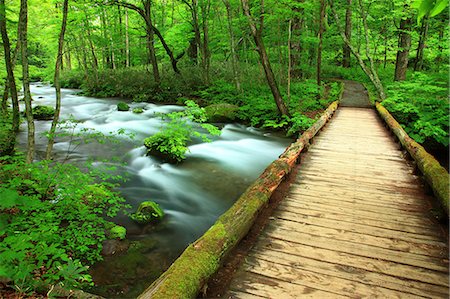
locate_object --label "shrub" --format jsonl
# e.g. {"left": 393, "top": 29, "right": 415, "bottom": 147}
{"left": 130, "top": 201, "right": 164, "bottom": 225}
{"left": 0, "top": 155, "right": 128, "bottom": 293}
{"left": 144, "top": 100, "right": 221, "bottom": 163}
{"left": 132, "top": 107, "right": 144, "bottom": 114}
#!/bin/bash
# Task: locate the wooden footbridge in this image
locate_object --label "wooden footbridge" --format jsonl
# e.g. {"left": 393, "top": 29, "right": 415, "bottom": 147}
{"left": 140, "top": 82, "right": 449, "bottom": 299}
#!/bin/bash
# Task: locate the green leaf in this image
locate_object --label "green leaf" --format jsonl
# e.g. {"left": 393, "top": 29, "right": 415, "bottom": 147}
{"left": 0, "top": 188, "right": 20, "bottom": 209}
{"left": 429, "top": 0, "right": 448, "bottom": 17}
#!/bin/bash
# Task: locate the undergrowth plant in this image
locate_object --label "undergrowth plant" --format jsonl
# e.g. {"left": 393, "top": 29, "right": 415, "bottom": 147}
{"left": 0, "top": 155, "right": 129, "bottom": 294}
{"left": 144, "top": 100, "right": 221, "bottom": 162}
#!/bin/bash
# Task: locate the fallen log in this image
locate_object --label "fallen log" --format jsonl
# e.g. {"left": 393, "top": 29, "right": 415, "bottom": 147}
{"left": 138, "top": 100, "right": 340, "bottom": 299}
{"left": 376, "top": 102, "right": 449, "bottom": 217}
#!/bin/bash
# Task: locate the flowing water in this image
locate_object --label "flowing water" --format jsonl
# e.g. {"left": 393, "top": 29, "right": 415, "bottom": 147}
{"left": 19, "top": 84, "right": 292, "bottom": 297}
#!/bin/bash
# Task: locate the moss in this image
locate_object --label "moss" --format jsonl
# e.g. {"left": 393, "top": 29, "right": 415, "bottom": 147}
{"left": 204, "top": 103, "right": 239, "bottom": 123}
{"left": 132, "top": 107, "right": 144, "bottom": 114}
{"left": 32, "top": 105, "right": 55, "bottom": 120}
{"left": 117, "top": 102, "right": 130, "bottom": 111}
{"left": 130, "top": 201, "right": 164, "bottom": 225}
{"left": 109, "top": 225, "right": 126, "bottom": 240}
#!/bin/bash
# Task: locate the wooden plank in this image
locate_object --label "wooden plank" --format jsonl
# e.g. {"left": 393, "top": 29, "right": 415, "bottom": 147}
{"left": 224, "top": 290, "right": 266, "bottom": 299}
{"left": 256, "top": 237, "right": 449, "bottom": 288}
{"left": 249, "top": 248, "right": 449, "bottom": 298}
{"left": 269, "top": 215, "right": 448, "bottom": 258}
{"left": 273, "top": 208, "right": 445, "bottom": 243}
{"left": 285, "top": 191, "right": 431, "bottom": 218}
{"left": 289, "top": 185, "right": 429, "bottom": 210}
{"left": 280, "top": 199, "right": 436, "bottom": 229}
{"left": 228, "top": 271, "right": 347, "bottom": 299}
{"left": 264, "top": 224, "right": 449, "bottom": 272}
{"left": 291, "top": 181, "right": 431, "bottom": 205}
{"left": 243, "top": 254, "right": 435, "bottom": 298}
{"left": 274, "top": 205, "right": 444, "bottom": 240}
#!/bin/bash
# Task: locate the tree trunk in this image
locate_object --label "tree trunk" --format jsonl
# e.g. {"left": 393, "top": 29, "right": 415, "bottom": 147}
{"left": 287, "top": 19, "right": 292, "bottom": 100}
{"left": 317, "top": 0, "right": 326, "bottom": 86}
{"left": 19, "top": 0, "right": 35, "bottom": 163}
{"left": 394, "top": 17, "right": 411, "bottom": 81}
{"left": 414, "top": 16, "right": 428, "bottom": 71}
{"left": 329, "top": 0, "right": 386, "bottom": 100}
{"left": 0, "top": 0, "right": 20, "bottom": 156}
{"left": 125, "top": 8, "right": 130, "bottom": 67}
{"left": 241, "top": 0, "right": 289, "bottom": 116}
{"left": 1, "top": 41, "right": 19, "bottom": 117}
{"left": 46, "top": 0, "right": 69, "bottom": 160}
{"left": 143, "top": 0, "right": 160, "bottom": 85}
{"left": 223, "top": 0, "right": 241, "bottom": 91}
{"left": 200, "top": 0, "right": 211, "bottom": 84}
{"left": 342, "top": 0, "right": 352, "bottom": 67}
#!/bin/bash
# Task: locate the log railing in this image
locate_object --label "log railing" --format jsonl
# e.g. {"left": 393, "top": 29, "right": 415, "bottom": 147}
{"left": 376, "top": 102, "right": 449, "bottom": 217}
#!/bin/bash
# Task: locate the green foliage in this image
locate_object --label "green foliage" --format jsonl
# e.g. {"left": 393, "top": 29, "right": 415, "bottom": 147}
{"left": 117, "top": 102, "right": 130, "bottom": 111}
{"left": 0, "top": 155, "right": 128, "bottom": 292}
{"left": 382, "top": 72, "right": 449, "bottom": 147}
{"left": 132, "top": 107, "right": 144, "bottom": 114}
{"left": 109, "top": 225, "right": 127, "bottom": 240}
{"left": 32, "top": 105, "right": 55, "bottom": 120}
{"left": 287, "top": 113, "right": 316, "bottom": 137}
{"left": 130, "top": 201, "right": 164, "bottom": 225}
{"left": 144, "top": 100, "right": 221, "bottom": 163}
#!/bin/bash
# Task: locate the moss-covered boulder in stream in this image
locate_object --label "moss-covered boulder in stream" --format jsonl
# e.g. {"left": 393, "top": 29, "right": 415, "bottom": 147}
{"left": 109, "top": 225, "right": 127, "bottom": 240}
{"left": 132, "top": 107, "right": 144, "bottom": 114}
{"left": 117, "top": 102, "right": 130, "bottom": 111}
{"left": 32, "top": 105, "right": 55, "bottom": 120}
{"left": 204, "top": 103, "right": 239, "bottom": 123}
{"left": 130, "top": 201, "right": 164, "bottom": 225}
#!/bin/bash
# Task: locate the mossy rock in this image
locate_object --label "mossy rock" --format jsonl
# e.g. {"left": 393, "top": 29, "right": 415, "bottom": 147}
{"left": 109, "top": 225, "right": 127, "bottom": 240}
{"left": 204, "top": 103, "right": 239, "bottom": 123}
{"left": 132, "top": 107, "right": 144, "bottom": 114}
{"left": 32, "top": 105, "right": 55, "bottom": 120}
{"left": 130, "top": 201, "right": 164, "bottom": 225}
{"left": 117, "top": 102, "right": 130, "bottom": 111}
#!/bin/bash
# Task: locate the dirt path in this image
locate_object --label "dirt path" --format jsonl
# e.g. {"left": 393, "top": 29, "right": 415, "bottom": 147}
{"left": 339, "top": 80, "right": 371, "bottom": 108}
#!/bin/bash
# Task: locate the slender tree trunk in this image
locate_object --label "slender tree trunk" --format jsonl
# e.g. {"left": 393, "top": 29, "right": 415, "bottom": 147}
{"left": 342, "top": 0, "right": 352, "bottom": 67}
{"left": 144, "top": 0, "right": 160, "bottom": 85}
{"left": 414, "top": 16, "right": 428, "bottom": 71}
{"left": 317, "top": 0, "right": 326, "bottom": 85}
{"left": 200, "top": 0, "right": 211, "bottom": 84}
{"left": 394, "top": 17, "right": 411, "bottom": 81}
{"left": 329, "top": 0, "right": 386, "bottom": 100}
{"left": 1, "top": 41, "right": 19, "bottom": 116}
{"left": 84, "top": 16, "right": 99, "bottom": 70}
{"left": 19, "top": 0, "right": 35, "bottom": 163}
{"left": 125, "top": 8, "right": 130, "bottom": 67}
{"left": 0, "top": 0, "right": 20, "bottom": 149}
{"left": 435, "top": 24, "right": 444, "bottom": 71}
{"left": 287, "top": 19, "right": 292, "bottom": 101}
{"left": 46, "top": 0, "right": 69, "bottom": 160}
{"left": 223, "top": 0, "right": 241, "bottom": 91}
{"left": 241, "top": 0, "right": 289, "bottom": 116}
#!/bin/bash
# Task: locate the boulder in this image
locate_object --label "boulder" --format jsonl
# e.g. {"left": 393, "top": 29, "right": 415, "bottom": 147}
{"left": 32, "top": 105, "right": 55, "bottom": 120}
{"left": 132, "top": 107, "right": 144, "bottom": 114}
{"left": 204, "top": 103, "right": 239, "bottom": 123}
{"left": 117, "top": 102, "right": 130, "bottom": 111}
{"left": 130, "top": 201, "right": 164, "bottom": 225}
{"left": 109, "top": 225, "right": 127, "bottom": 240}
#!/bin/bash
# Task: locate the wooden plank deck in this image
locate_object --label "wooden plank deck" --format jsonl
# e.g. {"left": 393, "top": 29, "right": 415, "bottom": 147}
{"left": 224, "top": 107, "right": 449, "bottom": 298}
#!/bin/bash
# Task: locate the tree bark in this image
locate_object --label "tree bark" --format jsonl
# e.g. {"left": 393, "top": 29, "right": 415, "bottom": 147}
{"left": 413, "top": 16, "right": 428, "bottom": 71}
{"left": 1, "top": 41, "right": 19, "bottom": 117}
{"left": 329, "top": 0, "right": 386, "bottom": 100}
{"left": 342, "top": 0, "right": 352, "bottom": 67}
{"left": 0, "top": 0, "right": 20, "bottom": 156}
{"left": 223, "top": 0, "right": 241, "bottom": 91}
{"left": 143, "top": 0, "right": 160, "bottom": 85}
{"left": 394, "top": 17, "right": 411, "bottom": 81}
{"left": 125, "top": 8, "right": 130, "bottom": 67}
{"left": 241, "top": 0, "right": 289, "bottom": 116}
{"left": 317, "top": 0, "right": 326, "bottom": 86}
{"left": 46, "top": 0, "right": 69, "bottom": 160}
{"left": 200, "top": 0, "right": 211, "bottom": 84}
{"left": 19, "top": 0, "right": 35, "bottom": 163}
